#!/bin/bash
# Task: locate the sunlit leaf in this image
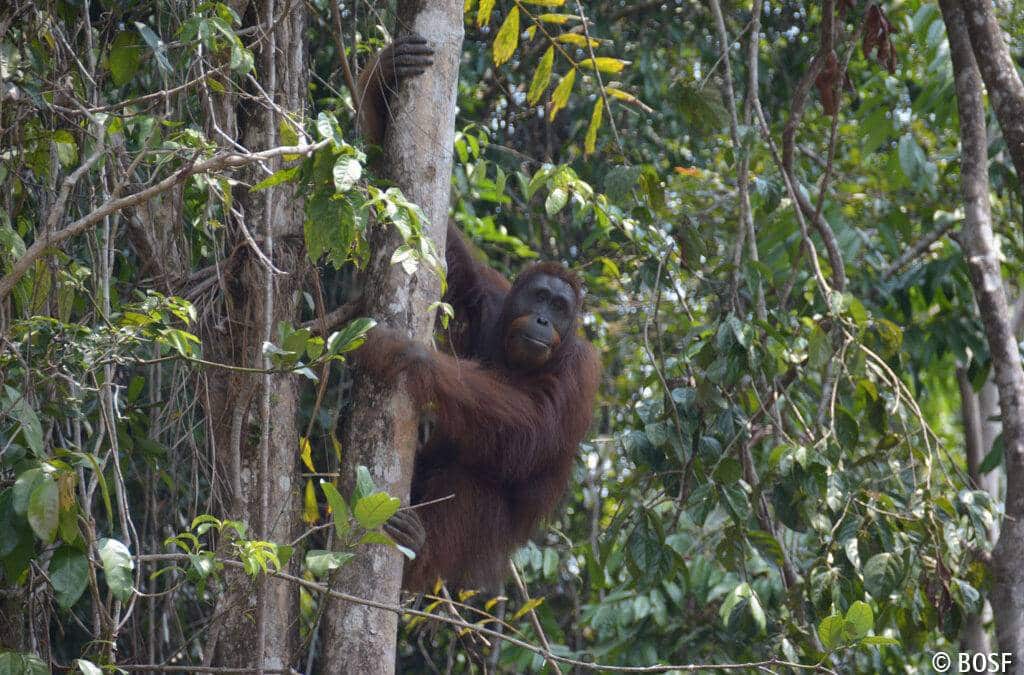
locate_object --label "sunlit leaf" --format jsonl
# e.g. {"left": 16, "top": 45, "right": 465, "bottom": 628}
{"left": 303, "top": 479, "right": 318, "bottom": 524}
{"left": 579, "top": 56, "right": 629, "bottom": 74}
{"left": 584, "top": 98, "right": 603, "bottom": 155}
{"left": 27, "top": 477, "right": 58, "bottom": 544}
{"left": 50, "top": 546, "right": 89, "bottom": 608}
{"left": 493, "top": 7, "right": 520, "bottom": 67}
{"left": 527, "top": 47, "right": 554, "bottom": 106}
{"left": 549, "top": 68, "right": 576, "bottom": 120}
{"left": 98, "top": 538, "right": 134, "bottom": 601}
{"left": 477, "top": 0, "right": 496, "bottom": 27}
{"left": 353, "top": 492, "right": 400, "bottom": 529}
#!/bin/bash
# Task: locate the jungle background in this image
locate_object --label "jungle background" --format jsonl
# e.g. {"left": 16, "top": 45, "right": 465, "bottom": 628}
{"left": 2, "top": 0, "right": 1024, "bottom": 672}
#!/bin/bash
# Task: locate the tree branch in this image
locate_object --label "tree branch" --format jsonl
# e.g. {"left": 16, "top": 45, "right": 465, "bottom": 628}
{"left": 0, "top": 140, "right": 329, "bottom": 301}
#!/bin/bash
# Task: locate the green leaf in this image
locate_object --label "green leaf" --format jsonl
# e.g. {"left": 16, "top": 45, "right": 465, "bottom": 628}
{"left": 545, "top": 187, "right": 568, "bottom": 216}
{"left": 75, "top": 659, "right": 103, "bottom": 675}
{"left": 353, "top": 493, "right": 400, "bottom": 529}
{"left": 0, "top": 651, "right": 49, "bottom": 675}
{"left": 50, "top": 546, "right": 89, "bottom": 608}
{"left": 860, "top": 635, "right": 900, "bottom": 647}
{"left": 5, "top": 386, "right": 42, "bottom": 455}
{"left": 332, "top": 156, "right": 362, "bottom": 193}
{"left": 27, "top": 477, "right": 58, "bottom": 544}
{"left": 320, "top": 481, "right": 350, "bottom": 539}
{"left": 109, "top": 31, "right": 142, "bottom": 85}
{"left": 898, "top": 133, "right": 925, "bottom": 181}
{"left": 327, "top": 318, "right": 377, "bottom": 355}
{"left": 807, "top": 325, "right": 830, "bottom": 369}
{"left": 863, "top": 552, "right": 900, "bottom": 599}
{"left": 135, "top": 22, "right": 172, "bottom": 75}
{"left": 353, "top": 465, "right": 377, "bottom": 502}
{"left": 979, "top": 433, "right": 1003, "bottom": 473}
{"left": 229, "top": 44, "right": 254, "bottom": 74}
{"left": 358, "top": 531, "right": 394, "bottom": 546}
{"left": 305, "top": 549, "right": 354, "bottom": 577}
{"left": 492, "top": 7, "right": 520, "bottom": 67}
{"left": 746, "top": 530, "right": 785, "bottom": 568}
{"left": 252, "top": 165, "right": 300, "bottom": 191}
{"left": 98, "top": 538, "right": 134, "bottom": 601}
{"left": 818, "top": 614, "right": 846, "bottom": 650}
{"left": 549, "top": 68, "right": 576, "bottom": 120}
{"left": 527, "top": 47, "right": 554, "bottom": 106}
{"left": 836, "top": 408, "right": 859, "bottom": 449}
{"left": 845, "top": 601, "right": 873, "bottom": 639}
{"left": 52, "top": 130, "right": 78, "bottom": 168}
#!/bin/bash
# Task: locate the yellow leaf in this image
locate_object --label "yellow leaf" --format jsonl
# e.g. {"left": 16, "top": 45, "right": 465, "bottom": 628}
{"left": 523, "top": 0, "right": 565, "bottom": 5}
{"left": 476, "top": 0, "right": 495, "bottom": 27}
{"left": 302, "top": 479, "right": 318, "bottom": 524}
{"left": 492, "top": 7, "right": 520, "bottom": 67}
{"left": 584, "top": 98, "right": 603, "bottom": 155}
{"left": 556, "top": 33, "right": 599, "bottom": 48}
{"left": 527, "top": 47, "right": 555, "bottom": 105}
{"left": 538, "top": 13, "right": 577, "bottom": 23}
{"left": 549, "top": 67, "right": 576, "bottom": 121}
{"left": 299, "top": 435, "right": 315, "bottom": 472}
{"left": 458, "top": 589, "right": 479, "bottom": 602}
{"left": 330, "top": 432, "right": 342, "bottom": 461}
{"left": 526, "top": 25, "right": 537, "bottom": 41}
{"left": 510, "top": 597, "right": 545, "bottom": 622}
{"left": 674, "top": 166, "right": 701, "bottom": 177}
{"left": 606, "top": 86, "right": 638, "bottom": 104}
{"left": 464, "top": 0, "right": 477, "bottom": 13}
{"left": 484, "top": 595, "right": 508, "bottom": 610}
{"left": 580, "top": 56, "right": 629, "bottom": 74}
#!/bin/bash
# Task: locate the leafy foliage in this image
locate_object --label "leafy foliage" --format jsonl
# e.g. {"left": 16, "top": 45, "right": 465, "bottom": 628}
{"left": 0, "top": 0, "right": 1020, "bottom": 671}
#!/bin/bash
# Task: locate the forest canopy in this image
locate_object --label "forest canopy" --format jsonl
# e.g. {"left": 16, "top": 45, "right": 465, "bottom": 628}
{"left": 1, "top": 0, "right": 1024, "bottom": 672}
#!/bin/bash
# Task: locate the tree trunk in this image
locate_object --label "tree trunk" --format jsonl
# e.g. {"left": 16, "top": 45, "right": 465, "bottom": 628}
{"left": 957, "top": 0, "right": 1024, "bottom": 187}
{"left": 941, "top": 0, "right": 1024, "bottom": 662}
{"left": 957, "top": 367, "right": 993, "bottom": 653}
{"left": 201, "top": 1, "right": 308, "bottom": 669}
{"left": 319, "top": 2, "right": 464, "bottom": 672}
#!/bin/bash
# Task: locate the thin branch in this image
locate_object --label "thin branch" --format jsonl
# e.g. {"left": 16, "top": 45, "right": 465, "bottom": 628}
{"left": 330, "top": 0, "right": 358, "bottom": 106}
{"left": 300, "top": 301, "right": 361, "bottom": 334}
{"left": 880, "top": 217, "right": 958, "bottom": 280}
{"left": 135, "top": 554, "right": 836, "bottom": 673}
{"left": 777, "top": 0, "right": 847, "bottom": 292}
{"left": 509, "top": 561, "right": 559, "bottom": 673}
{"left": 751, "top": 100, "right": 832, "bottom": 299}
{"left": 0, "top": 140, "right": 330, "bottom": 300}
{"left": 710, "top": 0, "right": 765, "bottom": 320}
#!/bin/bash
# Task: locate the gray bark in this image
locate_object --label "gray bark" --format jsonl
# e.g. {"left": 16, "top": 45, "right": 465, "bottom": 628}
{"left": 941, "top": 0, "right": 1024, "bottom": 663}
{"left": 319, "top": 1, "right": 464, "bottom": 673}
{"left": 201, "top": 1, "right": 307, "bottom": 669}
{"left": 957, "top": 367, "right": 994, "bottom": 653}
{"left": 958, "top": 0, "right": 1024, "bottom": 187}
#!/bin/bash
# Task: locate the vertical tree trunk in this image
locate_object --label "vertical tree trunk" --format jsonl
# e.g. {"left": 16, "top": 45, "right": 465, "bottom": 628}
{"left": 956, "top": 0, "right": 1024, "bottom": 186}
{"left": 957, "top": 367, "right": 993, "bottom": 653}
{"left": 940, "top": 0, "right": 1024, "bottom": 662}
{"left": 320, "top": 2, "right": 464, "bottom": 672}
{"left": 201, "top": 1, "right": 308, "bottom": 669}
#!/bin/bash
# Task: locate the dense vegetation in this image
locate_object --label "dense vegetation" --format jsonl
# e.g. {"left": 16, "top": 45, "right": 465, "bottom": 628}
{"left": 1, "top": 0, "right": 1022, "bottom": 671}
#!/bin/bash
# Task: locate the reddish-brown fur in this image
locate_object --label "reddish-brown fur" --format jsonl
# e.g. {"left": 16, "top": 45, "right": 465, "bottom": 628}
{"left": 356, "top": 225, "right": 601, "bottom": 590}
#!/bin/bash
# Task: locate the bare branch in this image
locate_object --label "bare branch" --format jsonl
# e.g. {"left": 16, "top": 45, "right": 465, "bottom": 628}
{"left": 0, "top": 140, "right": 330, "bottom": 300}
{"left": 880, "top": 217, "right": 958, "bottom": 280}
{"left": 135, "top": 553, "right": 838, "bottom": 673}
